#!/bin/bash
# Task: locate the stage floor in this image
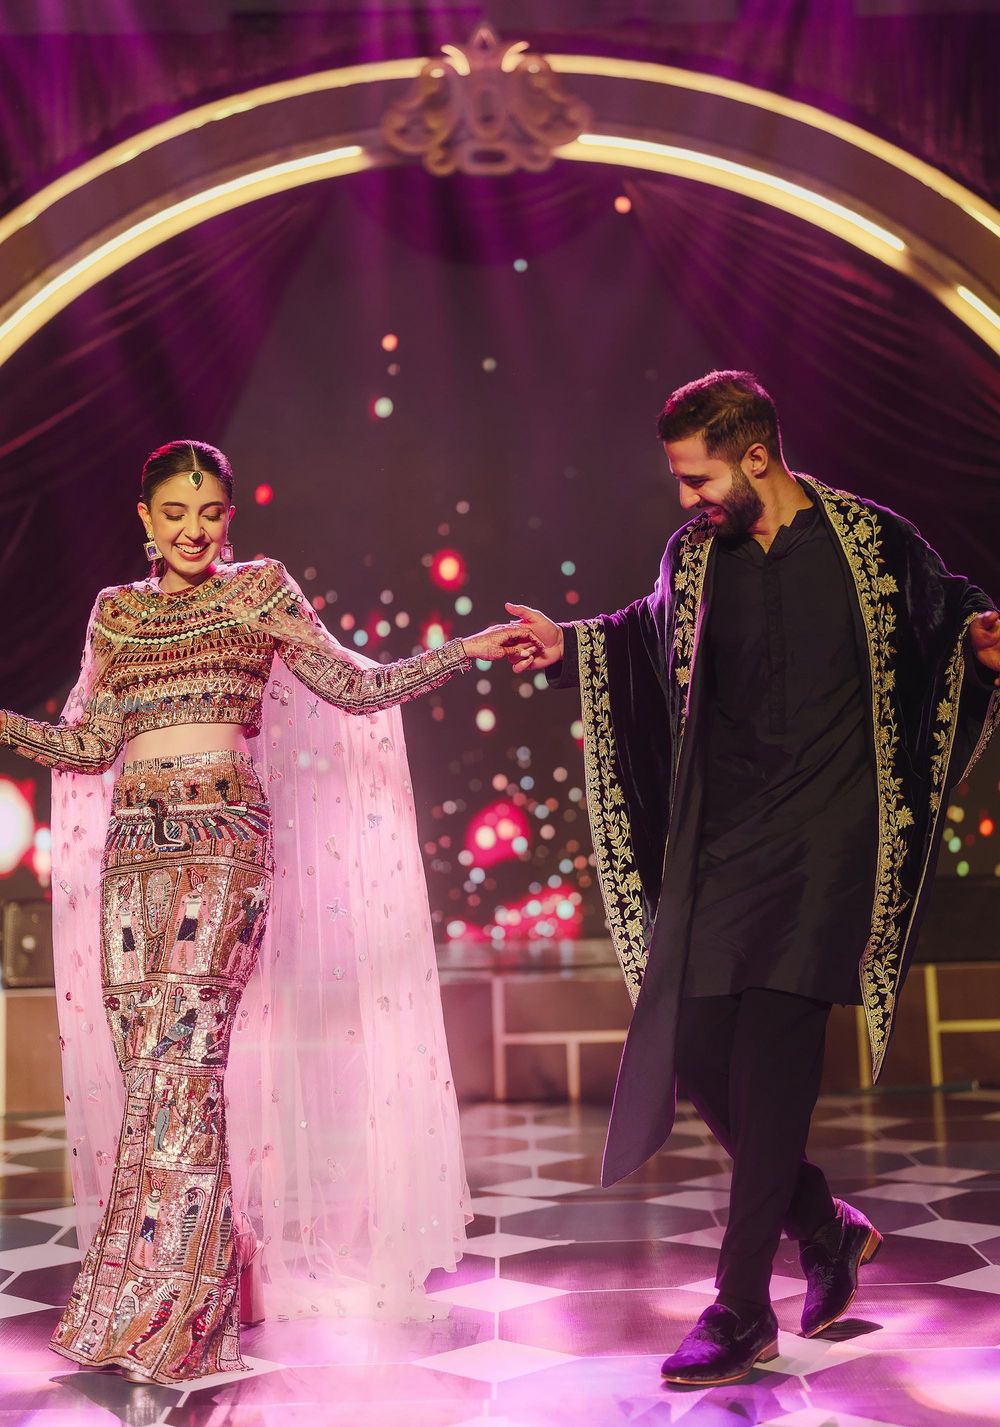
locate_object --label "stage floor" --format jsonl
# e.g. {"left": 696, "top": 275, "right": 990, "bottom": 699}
{"left": 1, "top": 1091, "right": 999, "bottom": 1426}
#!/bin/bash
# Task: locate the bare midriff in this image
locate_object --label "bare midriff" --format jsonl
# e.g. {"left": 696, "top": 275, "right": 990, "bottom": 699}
{"left": 124, "top": 722, "right": 253, "bottom": 763}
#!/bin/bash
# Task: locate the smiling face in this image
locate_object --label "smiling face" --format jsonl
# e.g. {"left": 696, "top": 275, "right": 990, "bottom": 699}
{"left": 138, "top": 472, "right": 235, "bottom": 587}
{"left": 663, "top": 433, "right": 767, "bottom": 540}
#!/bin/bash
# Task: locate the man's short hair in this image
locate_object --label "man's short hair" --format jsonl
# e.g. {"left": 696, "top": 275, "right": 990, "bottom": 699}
{"left": 656, "top": 370, "right": 782, "bottom": 462}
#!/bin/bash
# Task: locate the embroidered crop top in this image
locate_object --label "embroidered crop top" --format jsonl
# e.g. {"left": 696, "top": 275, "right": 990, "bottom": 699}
{"left": 1, "top": 558, "right": 471, "bottom": 773}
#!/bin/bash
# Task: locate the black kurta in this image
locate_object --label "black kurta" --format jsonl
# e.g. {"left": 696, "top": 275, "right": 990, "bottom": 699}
{"left": 685, "top": 500, "right": 877, "bottom": 1004}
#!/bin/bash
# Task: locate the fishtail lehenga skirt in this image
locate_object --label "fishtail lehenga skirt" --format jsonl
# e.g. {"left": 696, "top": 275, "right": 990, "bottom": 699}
{"left": 50, "top": 750, "right": 272, "bottom": 1382}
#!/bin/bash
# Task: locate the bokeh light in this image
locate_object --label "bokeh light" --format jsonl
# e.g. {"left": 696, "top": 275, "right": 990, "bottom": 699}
{"left": 492, "top": 882, "right": 583, "bottom": 940}
{"left": 422, "top": 618, "right": 448, "bottom": 650}
{"left": 430, "top": 549, "right": 467, "bottom": 590}
{"left": 0, "top": 778, "right": 35, "bottom": 875}
{"left": 30, "top": 824, "right": 52, "bottom": 886}
{"left": 465, "top": 800, "right": 531, "bottom": 868}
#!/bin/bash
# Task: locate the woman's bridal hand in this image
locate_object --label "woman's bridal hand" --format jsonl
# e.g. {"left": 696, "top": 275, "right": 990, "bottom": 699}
{"left": 461, "top": 622, "right": 542, "bottom": 663}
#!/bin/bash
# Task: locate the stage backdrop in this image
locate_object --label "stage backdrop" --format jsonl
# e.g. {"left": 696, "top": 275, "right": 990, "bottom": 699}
{"left": 1, "top": 160, "right": 997, "bottom": 950}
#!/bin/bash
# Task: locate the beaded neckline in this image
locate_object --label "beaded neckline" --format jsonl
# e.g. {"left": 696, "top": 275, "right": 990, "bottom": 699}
{"left": 143, "top": 572, "right": 226, "bottom": 599}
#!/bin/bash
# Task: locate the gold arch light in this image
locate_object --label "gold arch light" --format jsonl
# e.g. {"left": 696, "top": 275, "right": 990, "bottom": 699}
{"left": 0, "top": 146, "right": 370, "bottom": 364}
{"left": 1, "top": 55, "right": 997, "bottom": 365}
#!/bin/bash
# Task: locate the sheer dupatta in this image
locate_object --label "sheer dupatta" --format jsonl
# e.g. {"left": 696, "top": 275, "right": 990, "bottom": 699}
{"left": 50, "top": 584, "right": 470, "bottom": 1321}
{"left": 50, "top": 592, "right": 125, "bottom": 1248}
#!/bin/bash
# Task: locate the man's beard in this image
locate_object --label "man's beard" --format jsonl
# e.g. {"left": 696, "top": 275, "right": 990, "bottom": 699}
{"left": 703, "top": 464, "right": 764, "bottom": 540}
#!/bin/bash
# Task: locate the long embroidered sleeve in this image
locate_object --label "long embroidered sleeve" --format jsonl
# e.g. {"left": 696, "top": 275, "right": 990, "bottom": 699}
{"left": 2, "top": 561, "right": 473, "bottom": 771}
{"left": 265, "top": 562, "right": 472, "bottom": 713}
{"left": 1, "top": 592, "right": 124, "bottom": 773}
{"left": 1, "top": 703, "right": 123, "bottom": 773}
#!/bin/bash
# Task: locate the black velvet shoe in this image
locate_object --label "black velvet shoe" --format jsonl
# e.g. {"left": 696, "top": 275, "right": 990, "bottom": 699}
{"left": 660, "top": 1303, "right": 779, "bottom": 1386}
{"left": 799, "top": 1198, "right": 883, "bottom": 1337}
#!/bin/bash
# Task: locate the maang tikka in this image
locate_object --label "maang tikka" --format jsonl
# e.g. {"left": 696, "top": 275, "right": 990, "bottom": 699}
{"left": 189, "top": 466, "right": 234, "bottom": 560}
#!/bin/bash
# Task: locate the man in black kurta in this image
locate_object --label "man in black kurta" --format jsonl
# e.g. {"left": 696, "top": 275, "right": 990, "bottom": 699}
{"left": 689, "top": 494, "right": 876, "bottom": 1005}
{"left": 506, "top": 370, "right": 1000, "bottom": 1386}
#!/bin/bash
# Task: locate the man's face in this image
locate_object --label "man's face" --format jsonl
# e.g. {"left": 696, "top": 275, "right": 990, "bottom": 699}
{"left": 663, "top": 434, "right": 764, "bottom": 539}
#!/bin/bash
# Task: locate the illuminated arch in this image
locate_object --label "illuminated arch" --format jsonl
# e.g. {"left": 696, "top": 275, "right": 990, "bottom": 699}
{"left": 0, "top": 54, "right": 997, "bottom": 364}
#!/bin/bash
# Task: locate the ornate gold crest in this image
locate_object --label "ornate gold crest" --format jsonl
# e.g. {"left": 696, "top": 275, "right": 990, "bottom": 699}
{"left": 380, "top": 23, "right": 591, "bottom": 176}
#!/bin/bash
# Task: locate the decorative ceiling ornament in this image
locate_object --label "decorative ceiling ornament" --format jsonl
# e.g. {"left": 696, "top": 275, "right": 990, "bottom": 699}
{"left": 380, "top": 23, "right": 591, "bottom": 177}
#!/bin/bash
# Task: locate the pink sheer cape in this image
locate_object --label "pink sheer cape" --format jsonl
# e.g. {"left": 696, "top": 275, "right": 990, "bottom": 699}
{"left": 49, "top": 594, "right": 470, "bottom": 1320}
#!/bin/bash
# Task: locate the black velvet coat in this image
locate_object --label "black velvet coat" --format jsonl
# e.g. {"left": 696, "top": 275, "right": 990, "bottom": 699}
{"left": 553, "top": 477, "right": 998, "bottom": 1186}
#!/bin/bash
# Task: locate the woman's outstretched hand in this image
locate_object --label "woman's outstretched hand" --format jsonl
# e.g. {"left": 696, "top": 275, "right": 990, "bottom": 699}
{"left": 462, "top": 622, "right": 543, "bottom": 663}
{"left": 502, "top": 604, "right": 564, "bottom": 674}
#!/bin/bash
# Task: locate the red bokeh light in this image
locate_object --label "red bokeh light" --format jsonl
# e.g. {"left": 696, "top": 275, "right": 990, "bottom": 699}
{"left": 430, "top": 549, "right": 467, "bottom": 590}
{"left": 255, "top": 484, "right": 273, "bottom": 505}
{"left": 0, "top": 776, "right": 38, "bottom": 878}
{"left": 465, "top": 800, "right": 531, "bottom": 868}
{"left": 443, "top": 882, "right": 583, "bottom": 944}
{"left": 493, "top": 883, "right": 583, "bottom": 940}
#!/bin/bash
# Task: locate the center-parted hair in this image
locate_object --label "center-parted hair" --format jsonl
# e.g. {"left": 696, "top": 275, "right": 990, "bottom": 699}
{"left": 140, "top": 440, "right": 234, "bottom": 507}
{"left": 656, "top": 370, "right": 783, "bottom": 463}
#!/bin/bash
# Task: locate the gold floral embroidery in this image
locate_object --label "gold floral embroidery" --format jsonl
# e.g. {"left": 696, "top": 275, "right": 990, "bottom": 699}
{"left": 958, "top": 621, "right": 1000, "bottom": 785}
{"left": 807, "top": 480, "right": 907, "bottom": 1079}
{"left": 573, "top": 518, "right": 713, "bottom": 1005}
{"left": 928, "top": 615, "right": 977, "bottom": 814}
{"left": 575, "top": 621, "right": 647, "bottom": 1004}
{"left": 670, "top": 519, "right": 713, "bottom": 744}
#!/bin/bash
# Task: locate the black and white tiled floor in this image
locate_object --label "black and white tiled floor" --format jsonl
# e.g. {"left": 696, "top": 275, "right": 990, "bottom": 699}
{"left": 2, "top": 1092, "right": 1000, "bottom": 1425}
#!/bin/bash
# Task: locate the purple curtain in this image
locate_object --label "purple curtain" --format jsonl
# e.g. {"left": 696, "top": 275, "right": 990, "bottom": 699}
{"left": 0, "top": 4, "right": 997, "bottom": 210}
{"left": 624, "top": 175, "right": 1000, "bottom": 583}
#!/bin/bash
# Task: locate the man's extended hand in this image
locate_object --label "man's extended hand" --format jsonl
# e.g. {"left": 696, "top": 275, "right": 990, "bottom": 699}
{"left": 503, "top": 604, "right": 565, "bottom": 674}
{"left": 969, "top": 610, "right": 1000, "bottom": 686}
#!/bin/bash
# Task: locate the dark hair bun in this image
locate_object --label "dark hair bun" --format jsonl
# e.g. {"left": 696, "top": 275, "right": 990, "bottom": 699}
{"left": 141, "top": 440, "right": 234, "bottom": 506}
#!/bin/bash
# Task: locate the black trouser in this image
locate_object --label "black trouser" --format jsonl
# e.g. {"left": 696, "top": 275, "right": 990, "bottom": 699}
{"left": 674, "top": 987, "right": 837, "bottom": 1309}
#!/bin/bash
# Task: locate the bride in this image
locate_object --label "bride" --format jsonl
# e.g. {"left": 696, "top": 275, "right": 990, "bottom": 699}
{"left": 0, "top": 438, "right": 536, "bottom": 1383}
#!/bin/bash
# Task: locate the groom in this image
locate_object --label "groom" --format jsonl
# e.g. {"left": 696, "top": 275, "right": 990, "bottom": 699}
{"left": 505, "top": 369, "right": 1000, "bottom": 1385}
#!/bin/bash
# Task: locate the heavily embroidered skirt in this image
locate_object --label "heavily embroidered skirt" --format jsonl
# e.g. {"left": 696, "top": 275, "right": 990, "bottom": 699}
{"left": 50, "top": 750, "right": 272, "bottom": 1382}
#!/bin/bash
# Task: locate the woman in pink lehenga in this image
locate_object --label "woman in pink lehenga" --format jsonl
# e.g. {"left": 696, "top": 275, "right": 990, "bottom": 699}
{"left": 0, "top": 439, "right": 536, "bottom": 1384}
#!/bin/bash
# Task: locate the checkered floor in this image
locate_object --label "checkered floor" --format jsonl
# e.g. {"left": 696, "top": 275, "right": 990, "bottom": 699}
{"left": 2, "top": 1091, "right": 1000, "bottom": 1425}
